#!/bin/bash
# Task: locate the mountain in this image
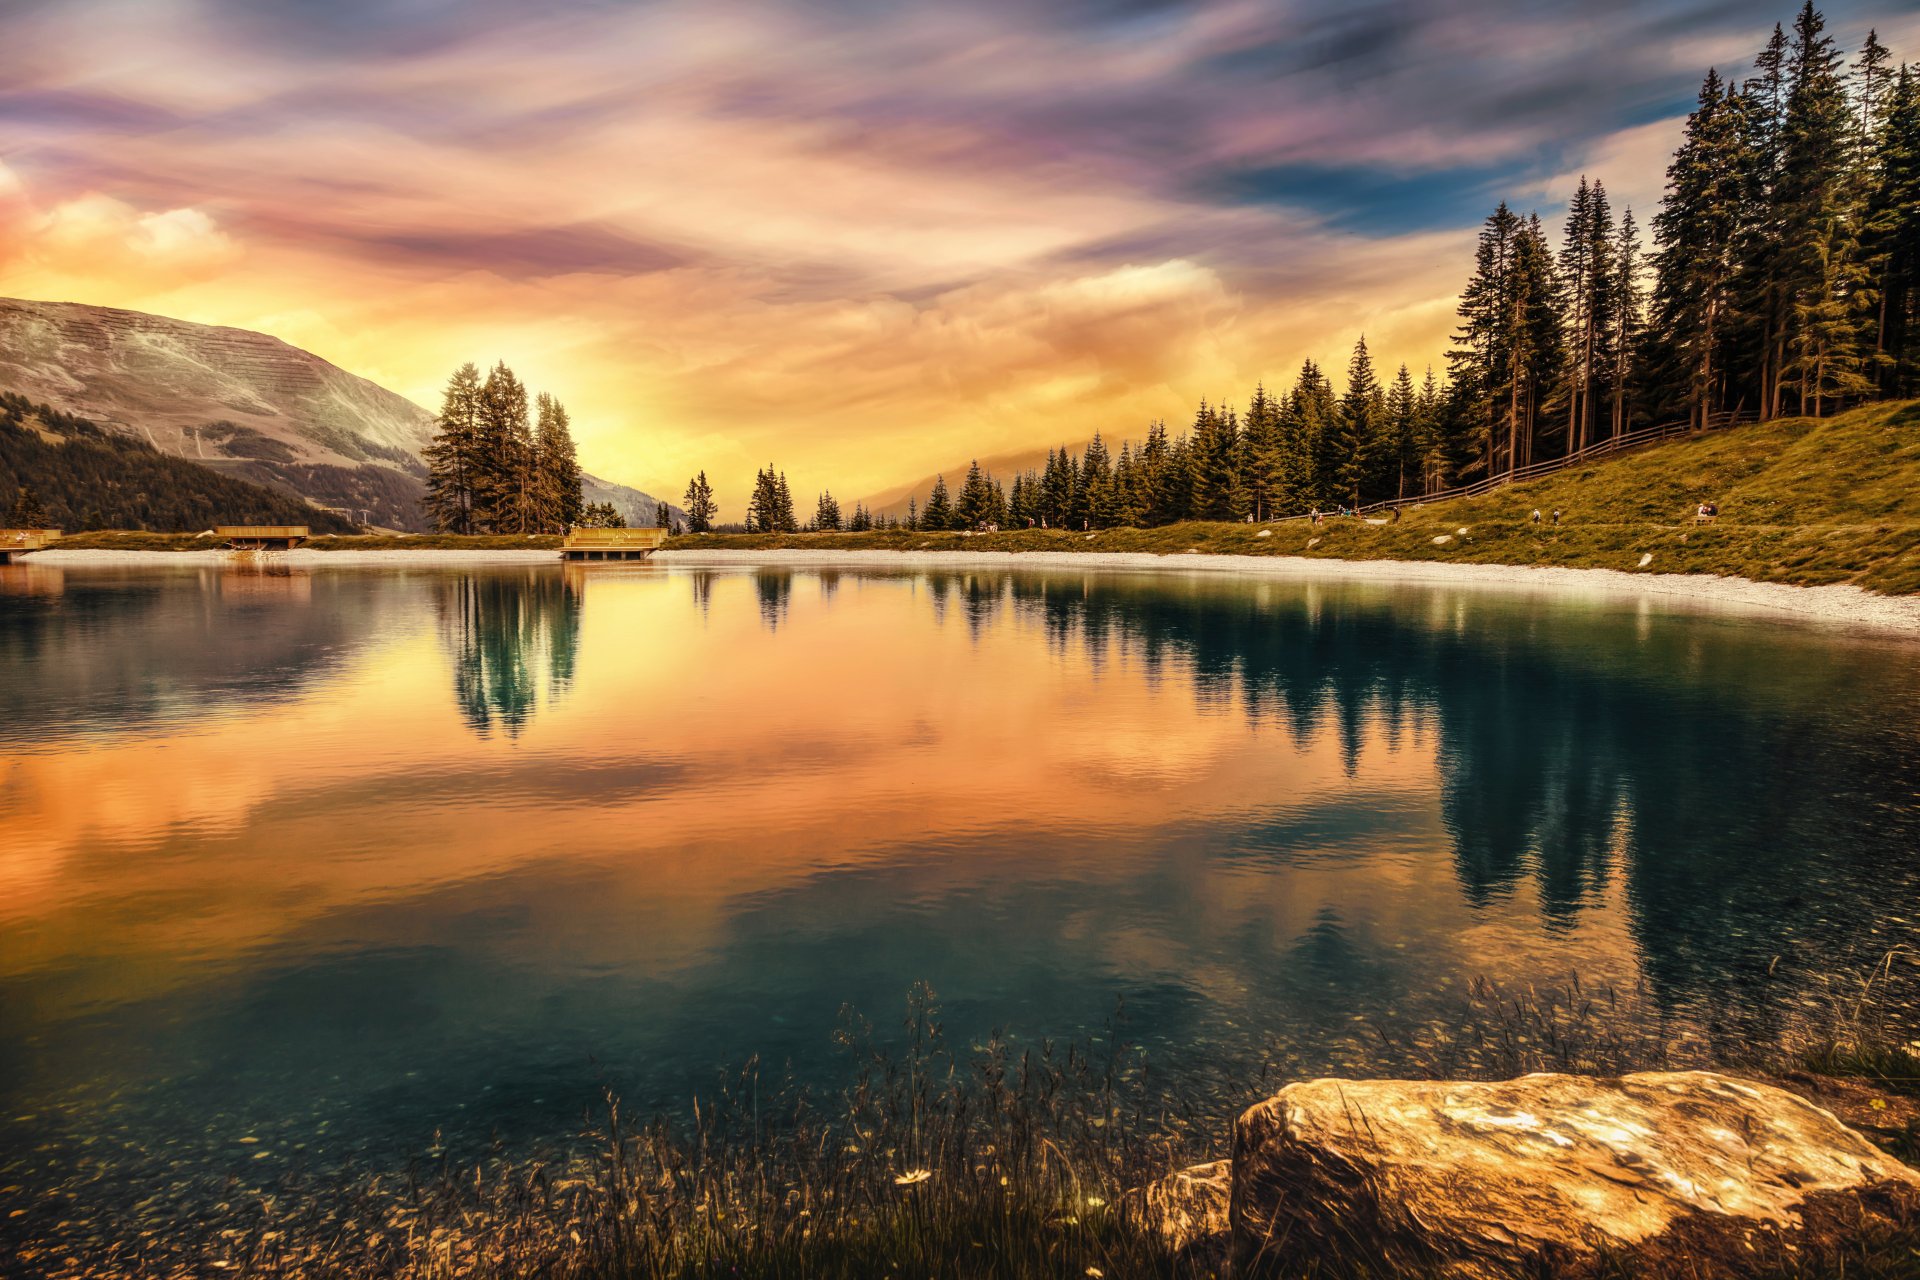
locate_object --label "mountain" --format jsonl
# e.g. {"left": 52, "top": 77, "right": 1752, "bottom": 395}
{"left": 2, "top": 390, "right": 359, "bottom": 534}
{"left": 0, "top": 297, "right": 680, "bottom": 531}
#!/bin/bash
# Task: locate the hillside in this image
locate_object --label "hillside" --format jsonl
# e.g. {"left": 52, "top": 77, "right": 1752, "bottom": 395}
{"left": 683, "top": 401, "right": 1920, "bottom": 596}
{"left": 0, "top": 298, "right": 681, "bottom": 530}
{"left": 0, "top": 392, "right": 357, "bottom": 534}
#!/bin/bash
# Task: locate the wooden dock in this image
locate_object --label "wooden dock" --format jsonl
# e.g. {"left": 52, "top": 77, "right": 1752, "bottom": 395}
{"left": 560, "top": 527, "right": 668, "bottom": 561}
{"left": 217, "top": 525, "right": 310, "bottom": 550}
{"left": 0, "top": 529, "right": 60, "bottom": 565}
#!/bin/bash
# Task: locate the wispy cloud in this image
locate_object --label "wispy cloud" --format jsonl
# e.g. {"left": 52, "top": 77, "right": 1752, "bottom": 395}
{"left": 0, "top": 0, "right": 1912, "bottom": 505}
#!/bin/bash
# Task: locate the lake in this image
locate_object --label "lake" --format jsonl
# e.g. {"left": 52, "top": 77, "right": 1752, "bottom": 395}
{"left": 4, "top": 559, "right": 1919, "bottom": 1251}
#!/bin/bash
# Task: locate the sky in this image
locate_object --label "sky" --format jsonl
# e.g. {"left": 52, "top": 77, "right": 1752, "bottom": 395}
{"left": 2, "top": 0, "right": 1916, "bottom": 511}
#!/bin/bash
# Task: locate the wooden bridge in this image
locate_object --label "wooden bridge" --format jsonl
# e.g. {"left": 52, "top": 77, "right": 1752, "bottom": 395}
{"left": 561, "top": 527, "right": 668, "bottom": 561}
{"left": 218, "top": 525, "right": 310, "bottom": 550}
{"left": 0, "top": 529, "right": 60, "bottom": 565}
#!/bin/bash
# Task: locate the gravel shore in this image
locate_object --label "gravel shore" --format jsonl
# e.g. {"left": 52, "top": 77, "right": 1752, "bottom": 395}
{"left": 22, "top": 546, "right": 1920, "bottom": 635}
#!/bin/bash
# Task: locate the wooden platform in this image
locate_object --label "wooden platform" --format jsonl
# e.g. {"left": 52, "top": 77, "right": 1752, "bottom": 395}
{"left": 560, "top": 527, "right": 668, "bottom": 561}
{"left": 217, "top": 524, "right": 310, "bottom": 550}
{"left": 0, "top": 529, "right": 60, "bottom": 565}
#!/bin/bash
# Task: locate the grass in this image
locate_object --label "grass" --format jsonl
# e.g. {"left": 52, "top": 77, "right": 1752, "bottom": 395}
{"left": 18, "top": 962, "right": 1919, "bottom": 1280}
{"left": 675, "top": 400, "right": 1920, "bottom": 595}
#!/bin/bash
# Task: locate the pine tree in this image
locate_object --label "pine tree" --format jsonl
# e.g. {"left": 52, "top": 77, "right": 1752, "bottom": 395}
{"left": 534, "top": 393, "right": 583, "bottom": 532}
{"left": 423, "top": 363, "right": 483, "bottom": 534}
{"left": 922, "top": 474, "right": 954, "bottom": 530}
{"left": 472, "top": 362, "right": 533, "bottom": 533}
{"left": 774, "top": 472, "right": 797, "bottom": 532}
{"left": 1283, "top": 359, "right": 1335, "bottom": 509}
{"left": 1079, "top": 436, "right": 1113, "bottom": 527}
{"left": 815, "top": 490, "right": 843, "bottom": 531}
{"left": 1775, "top": 2, "right": 1874, "bottom": 415}
{"left": 1609, "top": 209, "right": 1647, "bottom": 436}
{"left": 1558, "top": 177, "right": 1619, "bottom": 451}
{"left": 1651, "top": 72, "right": 1748, "bottom": 427}
{"left": 1240, "top": 385, "right": 1283, "bottom": 520}
{"left": 1865, "top": 64, "right": 1920, "bottom": 395}
{"left": 1329, "top": 337, "right": 1384, "bottom": 507}
{"left": 1386, "top": 364, "right": 1418, "bottom": 500}
{"left": 956, "top": 460, "right": 996, "bottom": 529}
{"left": 682, "top": 472, "right": 717, "bottom": 533}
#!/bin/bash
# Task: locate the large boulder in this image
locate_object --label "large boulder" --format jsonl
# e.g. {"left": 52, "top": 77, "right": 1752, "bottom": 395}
{"left": 1230, "top": 1070, "right": 1920, "bottom": 1278}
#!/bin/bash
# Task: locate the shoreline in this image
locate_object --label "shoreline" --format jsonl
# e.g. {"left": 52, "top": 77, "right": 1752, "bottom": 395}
{"left": 683, "top": 548, "right": 1920, "bottom": 635}
{"left": 19, "top": 545, "right": 1920, "bottom": 635}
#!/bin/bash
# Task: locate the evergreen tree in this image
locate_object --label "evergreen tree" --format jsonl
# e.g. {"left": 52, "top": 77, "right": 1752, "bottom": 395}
{"left": 774, "top": 472, "right": 797, "bottom": 532}
{"left": 1330, "top": 337, "right": 1385, "bottom": 507}
{"left": 423, "top": 362, "right": 483, "bottom": 534}
{"left": 534, "top": 393, "right": 583, "bottom": 532}
{"left": 1385, "top": 364, "right": 1419, "bottom": 500}
{"left": 472, "top": 361, "right": 533, "bottom": 533}
{"left": 1650, "top": 73, "right": 1749, "bottom": 426}
{"left": 682, "top": 471, "right": 717, "bottom": 533}
{"left": 1609, "top": 208, "right": 1647, "bottom": 436}
{"left": 922, "top": 474, "right": 954, "bottom": 530}
{"left": 1079, "top": 436, "right": 1113, "bottom": 527}
{"left": 1240, "top": 385, "right": 1283, "bottom": 520}
{"left": 956, "top": 460, "right": 996, "bottom": 529}
{"left": 1865, "top": 64, "right": 1920, "bottom": 394}
{"left": 1777, "top": 3, "right": 1875, "bottom": 414}
{"left": 1558, "top": 177, "right": 1619, "bottom": 451}
{"left": 815, "top": 490, "right": 843, "bottom": 531}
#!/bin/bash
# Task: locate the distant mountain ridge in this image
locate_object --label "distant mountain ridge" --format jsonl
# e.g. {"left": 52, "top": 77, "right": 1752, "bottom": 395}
{"left": 0, "top": 297, "right": 679, "bottom": 530}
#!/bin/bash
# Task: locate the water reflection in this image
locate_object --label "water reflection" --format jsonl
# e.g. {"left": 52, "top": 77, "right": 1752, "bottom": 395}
{"left": 2, "top": 563, "right": 1916, "bottom": 1227}
{"left": 436, "top": 570, "right": 582, "bottom": 738}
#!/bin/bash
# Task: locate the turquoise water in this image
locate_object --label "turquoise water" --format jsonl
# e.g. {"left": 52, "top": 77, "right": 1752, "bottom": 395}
{"left": 3, "top": 561, "right": 1919, "bottom": 1253}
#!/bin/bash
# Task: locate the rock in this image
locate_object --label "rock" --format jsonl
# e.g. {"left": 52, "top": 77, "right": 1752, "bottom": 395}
{"left": 1255, "top": 529, "right": 1273, "bottom": 539}
{"left": 1230, "top": 1070, "right": 1920, "bottom": 1279}
{"left": 1121, "top": 1159, "right": 1231, "bottom": 1257}
{"left": 1432, "top": 535, "right": 1452, "bottom": 545}
{"left": 1638, "top": 552, "right": 1655, "bottom": 567}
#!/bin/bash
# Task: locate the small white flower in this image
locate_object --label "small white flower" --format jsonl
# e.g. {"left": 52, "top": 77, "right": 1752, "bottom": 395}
{"left": 894, "top": 1169, "right": 932, "bottom": 1186}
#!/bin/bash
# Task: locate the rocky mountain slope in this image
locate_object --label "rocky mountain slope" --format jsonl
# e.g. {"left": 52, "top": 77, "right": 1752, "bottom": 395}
{"left": 0, "top": 298, "right": 678, "bottom": 530}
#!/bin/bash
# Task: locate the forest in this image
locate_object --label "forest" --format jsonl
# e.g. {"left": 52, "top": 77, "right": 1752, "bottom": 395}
{"left": 0, "top": 391, "right": 358, "bottom": 534}
{"left": 726, "top": 4, "right": 1920, "bottom": 534}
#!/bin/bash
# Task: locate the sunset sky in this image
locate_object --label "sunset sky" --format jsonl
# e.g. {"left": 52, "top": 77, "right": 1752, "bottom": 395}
{"left": 2, "top": 0, "right": 1914, "bottom": 509}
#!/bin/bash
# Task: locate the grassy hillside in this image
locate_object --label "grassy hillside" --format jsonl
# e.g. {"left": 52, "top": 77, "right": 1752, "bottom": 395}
{"left": 1, "top": 391, "right": 359, "bottom": 534}
{"left": 682, "top": 401, "right": 1920, "bottom": 595}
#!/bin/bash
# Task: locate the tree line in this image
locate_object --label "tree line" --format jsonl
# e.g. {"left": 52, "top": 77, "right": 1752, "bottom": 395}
{"left": 695, "top": 5, "right": 1916, "bottom": 532}
{"left": 423, "top": 362, "right": 585, "bottom": 534}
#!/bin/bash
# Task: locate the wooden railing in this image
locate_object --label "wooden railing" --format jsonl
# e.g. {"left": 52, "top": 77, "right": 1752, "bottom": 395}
{"left": 1335, "top": 410, "right": 1758, "bottom": 520}
{"left": 561, "top": 527, "right": 669, "bottom": 551}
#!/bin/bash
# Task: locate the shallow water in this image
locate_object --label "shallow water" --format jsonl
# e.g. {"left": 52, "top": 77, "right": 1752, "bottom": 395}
{"left": 4, "top": 561, "right": 1919, "bottom": 1233}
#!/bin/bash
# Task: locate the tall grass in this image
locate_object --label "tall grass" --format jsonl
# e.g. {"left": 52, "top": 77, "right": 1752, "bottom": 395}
{"left": 19, "top": 964, "right": 1920, "bottom": 1280}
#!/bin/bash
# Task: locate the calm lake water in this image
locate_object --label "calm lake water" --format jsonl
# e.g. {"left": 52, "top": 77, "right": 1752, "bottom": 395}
{"left": 4, "top": 560, "right": 1920, "bottom": 1240}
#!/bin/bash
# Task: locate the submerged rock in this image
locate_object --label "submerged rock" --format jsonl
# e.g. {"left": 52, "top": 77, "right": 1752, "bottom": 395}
{"left": 1229, "top": 1070, "right": 1920, "bottom": 1278}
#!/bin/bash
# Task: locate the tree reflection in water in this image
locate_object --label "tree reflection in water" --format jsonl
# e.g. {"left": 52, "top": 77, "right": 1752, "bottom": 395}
{"left": 437, "top": 570, "right": 583, "bottom": 738}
